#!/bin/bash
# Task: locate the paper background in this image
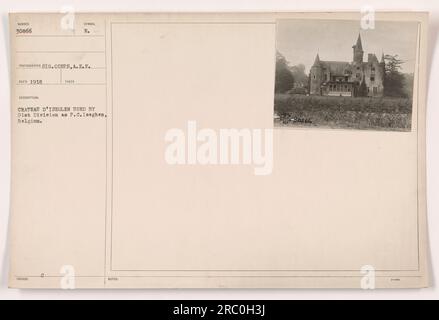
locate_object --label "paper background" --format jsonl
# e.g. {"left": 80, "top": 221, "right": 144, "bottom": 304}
{"left": 0, "top": 0, "right": 438, "bottom": 299}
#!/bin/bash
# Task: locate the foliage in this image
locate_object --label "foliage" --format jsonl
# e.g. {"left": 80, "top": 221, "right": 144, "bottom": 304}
{"left": 403, "top": 73, "right": 414, "bottom": 99}
{"left": 274, "top": 94, "right": 412, "bottom": 131}
{"left": 289, "top": 63, "right": 309, "bottom": 88}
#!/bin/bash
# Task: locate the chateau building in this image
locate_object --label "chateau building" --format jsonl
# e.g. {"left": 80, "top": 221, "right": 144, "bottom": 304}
{"left": 309, "top": 34, "right": 385, "bottom": 97}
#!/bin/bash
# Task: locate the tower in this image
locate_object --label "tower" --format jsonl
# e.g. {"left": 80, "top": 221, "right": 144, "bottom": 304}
{"left": 352, "top": 34, "right": 364, "bottom": 64}
{"left": 309, "top": 53, "right": 322, "bottom": 95}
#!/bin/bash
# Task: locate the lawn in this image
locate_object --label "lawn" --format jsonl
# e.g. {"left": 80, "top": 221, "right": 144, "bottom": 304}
{"left": 274, "top": 94, "right": 412, "bottom": 131}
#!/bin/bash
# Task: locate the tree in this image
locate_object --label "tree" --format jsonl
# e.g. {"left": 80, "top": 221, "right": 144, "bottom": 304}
{"left": 289, "top": 63, "right": 308, "bottom": 88}
{"left": 383, "top": 54, "right": 407, "bottom": 98}
{"left": 275, "top": 51, "right": 294, "bottom": 93}
{"left": 403, "top": 73, "right": 414, "bottom": 99}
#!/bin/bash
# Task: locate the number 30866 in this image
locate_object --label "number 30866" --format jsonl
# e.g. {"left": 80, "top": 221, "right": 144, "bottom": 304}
{"left": 16, "top": 28, "right": 32, "bottom": 34}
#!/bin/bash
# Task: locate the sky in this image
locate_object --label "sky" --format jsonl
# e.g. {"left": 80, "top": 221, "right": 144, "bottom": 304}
{"left": 276, "top": 19, "right": 419, "bottom": 74}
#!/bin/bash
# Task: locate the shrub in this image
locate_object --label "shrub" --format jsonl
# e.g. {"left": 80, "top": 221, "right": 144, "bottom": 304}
{"left": 273, "top": 94, "right": 412, "bottom": 131}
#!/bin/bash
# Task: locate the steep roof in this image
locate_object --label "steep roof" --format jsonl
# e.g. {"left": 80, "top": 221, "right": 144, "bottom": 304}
{"left": 367, "top": 53, "right": 379, "bottom": 63}
{"left": 312, "top": 53, "right": 320, "bottom": 66}
{"left": 320, "top": 61, "right": 351, "bottom": 76}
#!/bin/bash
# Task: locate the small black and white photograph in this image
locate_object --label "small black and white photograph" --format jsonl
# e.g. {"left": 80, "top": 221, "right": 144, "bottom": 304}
{"left": 274, "top": 19, "right": 419, "bottom": 131}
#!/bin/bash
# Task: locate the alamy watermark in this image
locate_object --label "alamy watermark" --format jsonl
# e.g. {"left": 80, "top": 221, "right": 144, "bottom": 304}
{"left": 361, "top": 6, "right": 375, "bottom": 30}
{"left": 60, "top": 6, "right": 75, "bottom": 31}
{"left": 164, "top": 121, "right": 273, "bottom": 176}
{"left": 360, "top": 265, "right": 376, "bottom": 289}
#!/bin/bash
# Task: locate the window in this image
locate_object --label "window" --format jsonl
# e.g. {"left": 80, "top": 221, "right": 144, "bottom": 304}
{"left": 325, "top": 74, "right": 328, "bottom": 81}
{"left": 370, "top": 76, "right": 375, "bottom": 82}
{"left": 371, "top": 67, "right": 375, "bottom": 72}
{"left": 373, "top": 87, "right": 378, "bottom": 94}
{"left": 356, "top": 73, "right": 361, "bottom": 79}
{"left": 313, "top": 74, "right": 316, "bottom": 80}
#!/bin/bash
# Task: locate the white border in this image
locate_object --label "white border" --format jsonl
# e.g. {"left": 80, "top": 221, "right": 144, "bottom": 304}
{"left": 1, "top": 0, "right": 438, "bottom": 300}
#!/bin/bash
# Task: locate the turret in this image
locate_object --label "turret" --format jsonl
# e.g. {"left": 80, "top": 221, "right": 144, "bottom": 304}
{"left": 313, "top": 53, "right": 321, "bottom": 66}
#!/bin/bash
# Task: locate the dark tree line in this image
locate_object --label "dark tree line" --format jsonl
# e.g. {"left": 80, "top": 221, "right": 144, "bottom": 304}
{"left": 275, "top": 52, "right": 295, "bottom": 93}
{"left": 358, "top": 75, "right": 368, "bottom": 97}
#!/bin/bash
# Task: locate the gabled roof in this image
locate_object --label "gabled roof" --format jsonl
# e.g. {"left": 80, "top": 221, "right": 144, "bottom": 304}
{"left": 367, "top": 53, "right": 379, "bottom": 63}
{"left": 312, "top": 53, "right": 320, "bottom": 66}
